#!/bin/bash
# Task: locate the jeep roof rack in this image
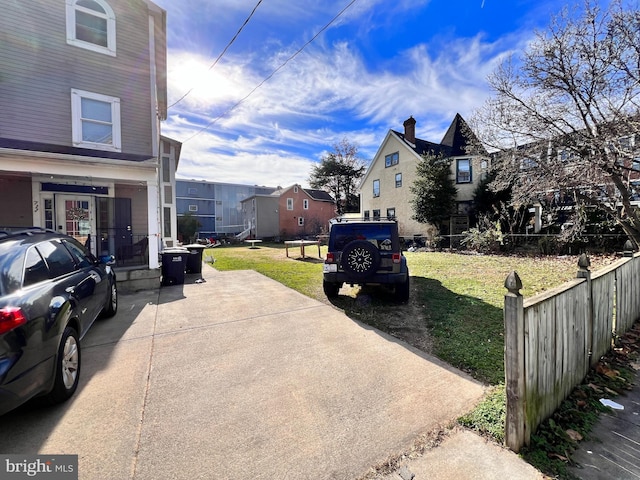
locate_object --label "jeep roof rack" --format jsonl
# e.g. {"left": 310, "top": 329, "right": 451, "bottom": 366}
{"left": 329, "top": 216, "right": 397, "bottom": 224}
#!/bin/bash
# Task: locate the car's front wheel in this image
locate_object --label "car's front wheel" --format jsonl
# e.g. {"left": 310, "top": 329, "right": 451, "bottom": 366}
{"left": 102, "top": 280, "right": 118, "bottom": 318}
{"left": 44, "top": 326, "right": 81, "bottom": 405}
{"left": 323, "top": 280, "right": 342, "bottom": 298}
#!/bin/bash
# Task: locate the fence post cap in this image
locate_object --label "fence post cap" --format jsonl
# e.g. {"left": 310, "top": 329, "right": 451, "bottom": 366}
{"left": 578, "top": 253, "right": 590, "bottom": 270}
{"left": 504, "top": 271, "right": 522, "bottom": 293}
{"left": 624, "top": 240, "right": 635, "bottom": 256}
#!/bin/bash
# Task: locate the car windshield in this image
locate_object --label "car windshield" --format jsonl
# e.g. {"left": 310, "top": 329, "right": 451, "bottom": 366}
{"left": 0, "top": 241, "right": 26, "bottom": 296}
{"left": 330, "top": 223, "right": 395, "bottom": 251}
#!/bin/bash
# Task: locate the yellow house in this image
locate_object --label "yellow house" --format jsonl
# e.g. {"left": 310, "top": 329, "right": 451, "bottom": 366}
{"left": 359, "top": 114, "right": 488, "bottom": 238}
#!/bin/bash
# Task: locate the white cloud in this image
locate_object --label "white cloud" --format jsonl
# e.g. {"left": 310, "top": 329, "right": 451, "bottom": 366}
{"left": 157, "top": 0, "right": 531, "bottom": 186}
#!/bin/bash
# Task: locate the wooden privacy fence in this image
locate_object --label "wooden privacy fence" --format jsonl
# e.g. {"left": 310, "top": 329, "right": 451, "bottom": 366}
{"left": 504, "top": 249, "right": 640, "bottom": 452}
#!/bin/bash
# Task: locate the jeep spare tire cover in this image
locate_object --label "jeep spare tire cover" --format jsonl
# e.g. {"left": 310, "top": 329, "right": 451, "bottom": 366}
{"left": 341, "top": 240, "right": 381, "bottom": 279}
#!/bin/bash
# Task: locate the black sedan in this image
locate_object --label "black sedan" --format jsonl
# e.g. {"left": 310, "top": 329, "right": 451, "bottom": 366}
{"left": 0, "top": 229, "right": 117, "bottom": 415}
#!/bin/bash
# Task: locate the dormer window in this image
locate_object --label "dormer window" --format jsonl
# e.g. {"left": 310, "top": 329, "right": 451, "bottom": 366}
{"left": 66, "top": 0, "right": 116, "bottom": 56}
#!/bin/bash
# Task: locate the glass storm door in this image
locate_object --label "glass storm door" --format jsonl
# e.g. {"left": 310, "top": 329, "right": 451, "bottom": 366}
{"left": 56, "top": 195, "right": 95, "bottom": 253}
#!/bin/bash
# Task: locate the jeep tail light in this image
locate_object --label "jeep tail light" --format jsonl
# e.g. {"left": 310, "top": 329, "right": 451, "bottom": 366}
{"left": 326, "top": 252, "right": 335, "bottom": 263}
{"left": 0, "top": 307, "right": 27, "bottom": 335}
{"left": 392, "top": 253, "right": 401, "bottom": 264}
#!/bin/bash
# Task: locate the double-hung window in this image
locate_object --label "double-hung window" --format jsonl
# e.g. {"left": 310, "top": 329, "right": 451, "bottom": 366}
{"left": 66, "top": 0, "right": 116, "bottom": 56}
{"left": 71, "top": 89, "right": 121, "bottom": 151}
{"left": 286, "top": 198, "right": 294, "bottom": 210}
{"left": 303, "top": 199, "right": 309, "bottom": 210}
{"left": 373, "top": 179, "right": 380, "bottom": 197}
{"left": 456, "top": 159, "right": 472, "bottom": 183}
{"left": 395, "top": 173, "right": 402, "bottom": 188}
{"left": 385, "top": 152, "right": 399, "bottom": 167}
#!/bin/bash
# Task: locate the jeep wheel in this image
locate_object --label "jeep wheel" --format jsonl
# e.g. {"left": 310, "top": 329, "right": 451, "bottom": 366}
{"left": 341, "top": 240, "right": 381, "bottom": 279}
{"left": 323, "top": 280, "right": 342, "bottom": 298}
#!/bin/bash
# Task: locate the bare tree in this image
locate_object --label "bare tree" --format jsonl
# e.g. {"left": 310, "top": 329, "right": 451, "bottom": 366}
{"left": 471, "top": 1, "right": 640, "bottom": 247}
{"left": 309, "top": 138, "right": 366, "bottom": 214}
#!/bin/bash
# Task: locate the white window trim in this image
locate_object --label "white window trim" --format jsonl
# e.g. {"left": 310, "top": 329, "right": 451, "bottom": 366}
{"left": 66, "top": 0, "right": 116, "bottom": 56}
{"left": 189, "top": 205, "right": 198, "bottom": 212}
{"left": 286, "top": 198, "right": 294, "bottom": 210}
{"left": 303, "top": 199, "right": 309, "bottom": 210}
{"left": 71, "top": 88, "right": 121, "bottom": 152}
{"left": 298, "top": 217, "right": 304, "bottom": 226}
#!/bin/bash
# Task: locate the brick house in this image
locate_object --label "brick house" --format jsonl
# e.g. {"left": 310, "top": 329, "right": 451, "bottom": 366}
{"left": 277, "top": 185, "right": 336, "bottom": 239}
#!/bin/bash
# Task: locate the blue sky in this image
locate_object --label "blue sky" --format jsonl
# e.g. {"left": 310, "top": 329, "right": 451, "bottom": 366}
{"left": 152, "top": 0, "right": 582, "bottom": 188}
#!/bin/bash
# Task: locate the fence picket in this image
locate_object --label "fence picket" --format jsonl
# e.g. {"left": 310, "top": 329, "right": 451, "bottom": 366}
{"left": 504, "top": 253, "right": 640, "bottom": 452}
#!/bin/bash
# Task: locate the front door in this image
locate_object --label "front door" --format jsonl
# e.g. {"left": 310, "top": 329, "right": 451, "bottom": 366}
{"left": 55, "top": 195, "right": 95, "bottom": 254}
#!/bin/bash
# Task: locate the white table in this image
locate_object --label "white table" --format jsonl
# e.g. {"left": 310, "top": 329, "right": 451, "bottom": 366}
{"left": 284, "top": 240, "right": 321, "bottom": 258}
{"left": 245, "top": 239, "right": 263, "bottom": 249}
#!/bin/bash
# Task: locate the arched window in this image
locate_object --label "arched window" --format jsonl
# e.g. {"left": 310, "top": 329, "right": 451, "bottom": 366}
{"left": 66, "top": 0, "right": 116, "bottom": 56}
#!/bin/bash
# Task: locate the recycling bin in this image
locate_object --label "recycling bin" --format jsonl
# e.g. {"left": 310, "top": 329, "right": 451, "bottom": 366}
{"left": 161, "top": 248, "right": 188, "bottom": 286}
{"left": 184, "top": 244, "right": 206, "bottom": 274}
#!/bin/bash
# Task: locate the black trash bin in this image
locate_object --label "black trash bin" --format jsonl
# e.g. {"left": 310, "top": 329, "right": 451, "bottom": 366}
{"left": 161, "top": 248, "right": 187, "bottom": 286}
{"left": 184, "top": 244, "right": 206, "bottom": 274}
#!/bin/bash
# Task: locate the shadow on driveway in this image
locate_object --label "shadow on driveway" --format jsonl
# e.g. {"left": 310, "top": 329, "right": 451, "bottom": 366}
{"left": 327, "top": 275, "right": 505, "bottom": 385}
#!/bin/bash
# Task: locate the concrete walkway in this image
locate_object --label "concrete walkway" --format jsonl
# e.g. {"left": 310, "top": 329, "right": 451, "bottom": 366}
{"left": 0, "top": 264, "right": 542, "bottom": 479}
{"left": 568, "top": 368, "right": 640, "bottom": 479}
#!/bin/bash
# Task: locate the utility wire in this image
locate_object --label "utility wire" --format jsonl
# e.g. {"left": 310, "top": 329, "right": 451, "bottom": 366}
{"left": 168, "top": 0, "right": 265, "bottom": 109}
{"left": 180, "top": 0, "right": 359, "bottom": 144}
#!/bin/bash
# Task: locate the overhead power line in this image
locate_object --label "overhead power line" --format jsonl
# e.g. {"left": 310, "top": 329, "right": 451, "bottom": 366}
{"left": 168, "top": 0, "right": 265, "bottom": 109}
{"left": 180, "top": 0, "right": 359, "bottom": 144}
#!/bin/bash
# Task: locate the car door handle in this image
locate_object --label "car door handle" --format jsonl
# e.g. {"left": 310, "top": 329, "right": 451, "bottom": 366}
{"left": 65, "top": 286, "right": 75, "bottom": 295}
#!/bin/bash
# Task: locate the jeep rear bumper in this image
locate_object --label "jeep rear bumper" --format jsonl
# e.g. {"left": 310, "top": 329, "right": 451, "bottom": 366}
{"left": 323, "top": 270, "right": 408, "bottom": 285}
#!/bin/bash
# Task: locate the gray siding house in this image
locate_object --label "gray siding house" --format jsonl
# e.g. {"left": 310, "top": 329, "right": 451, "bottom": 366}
{"left": 176, "top": 180, "right": 276, "bottom": 240}
{"left": 0, "top": 0, "right": 178, "bottom": 273}
{"left": 240, "top": 194, "right": 281, "bottom": 240}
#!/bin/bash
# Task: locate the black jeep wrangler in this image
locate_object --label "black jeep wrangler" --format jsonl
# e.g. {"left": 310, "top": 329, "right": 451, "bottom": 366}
{"left": 322, "top": 218, "right": 410, "bottom": 302}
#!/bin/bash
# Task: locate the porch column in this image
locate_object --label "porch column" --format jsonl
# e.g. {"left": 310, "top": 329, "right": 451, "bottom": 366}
{"left": 147, "top": 180, "right": 160, "bottom": 269}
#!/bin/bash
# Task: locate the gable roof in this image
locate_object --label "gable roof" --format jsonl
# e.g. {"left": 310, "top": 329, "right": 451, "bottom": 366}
{"left": 391, "top": 130, "right": 452, "bottom": 157}
{"left": 440, "top": 113, "right": 487, "bottom": 156}
{"left": 303, "top": 188, "right": 334, "bottom": 202}
{"left": 359, "top": 114, "right": 485, "bottom": 189}
{"left": 271, "top": 184, "right": 335, "bottom": 203}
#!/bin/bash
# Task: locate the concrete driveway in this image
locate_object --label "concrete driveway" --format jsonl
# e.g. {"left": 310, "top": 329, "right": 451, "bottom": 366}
{"left": 0, "top": 265, "right": 486, "bottom": 479}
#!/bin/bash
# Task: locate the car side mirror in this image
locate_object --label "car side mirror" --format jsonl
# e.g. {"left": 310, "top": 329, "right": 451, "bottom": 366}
{"left": 100, "top": 254, "right": 116, "bottom": 266}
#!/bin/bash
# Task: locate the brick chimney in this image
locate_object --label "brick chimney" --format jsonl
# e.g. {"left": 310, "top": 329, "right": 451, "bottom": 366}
{"left": 403, "top": 116, "right": 416, "bottom": 144}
